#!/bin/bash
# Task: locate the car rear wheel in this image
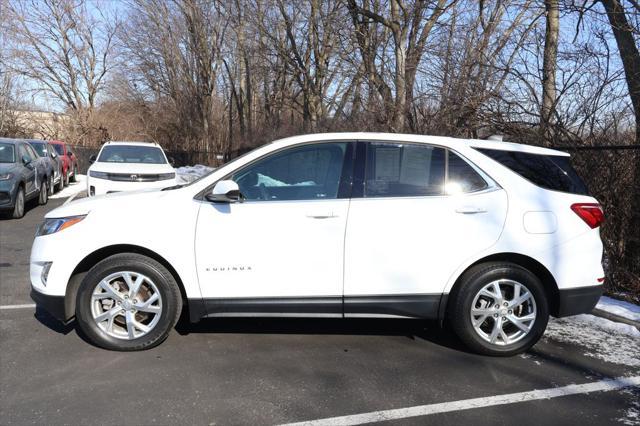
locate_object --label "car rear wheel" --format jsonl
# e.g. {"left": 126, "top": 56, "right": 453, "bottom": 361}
{"left": 448, "top": 262, "right": 549, "bottom": 356}
{"left": 12, "top": 187, "right": 25, "bottom": 219}
{"left": 75, "top": 253, "right": 182, "bottom": 351}
{"left": 48, "top": 175, "right": 55, "bottom": 196}
{"left": 70, "top": 165, "right": 78, "bottom": 183}
{"left": 38, "top": 178, "right": 48, "bottom": 205}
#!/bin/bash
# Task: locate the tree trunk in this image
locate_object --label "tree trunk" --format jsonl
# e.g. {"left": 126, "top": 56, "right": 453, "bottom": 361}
{"left": 541, "top": 0, "right": 559, "bottom": 144}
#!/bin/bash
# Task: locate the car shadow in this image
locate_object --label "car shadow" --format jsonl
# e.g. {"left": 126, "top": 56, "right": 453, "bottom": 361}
{"left": 34, "top": 307, "right": 75, "bottom": 335}
{"left": 0, "top": 198, "right": 40, "bottom": 220}
{"left": 175, "top": 316, "right": 472, "bottom": 354}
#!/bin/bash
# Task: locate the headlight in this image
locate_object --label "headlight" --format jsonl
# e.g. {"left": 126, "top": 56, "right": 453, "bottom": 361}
{"left": 89, "top": 170, "right": 109, "bottom": 179}
{"left": 36, "top": 215, "right": 86, "bottom": 237}
{"left": 0, "top": 173, "right": 13, "bottom": 180}
{"left": 158, "top": 172, "right": 176, "bottom": 180}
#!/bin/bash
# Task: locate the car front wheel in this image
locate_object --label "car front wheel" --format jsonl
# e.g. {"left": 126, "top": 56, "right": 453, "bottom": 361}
{"left": 12, "top": 187, "right": 25, "bottom": 219}
{"left": 38, "top": 178, "right": 48, "bottom": 205}
{"left": 75, "top": 253, "right": 182, "bottom": 351}
{"left": 70, "top": 165, "right": 78, "bottom": 182}
{"left": 448, "top": 262, "right": 549, "bottom": 356}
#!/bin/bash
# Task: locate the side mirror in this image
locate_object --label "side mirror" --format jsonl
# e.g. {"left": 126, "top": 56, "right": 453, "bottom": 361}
{"left": 22, "top": 155, "right": 31, "bottom": 165}
{"left": 89, "top": 154, "right": 97, "bottom": 164}
{"left": 206, "top": 180, "right": 243, "bottom": 203}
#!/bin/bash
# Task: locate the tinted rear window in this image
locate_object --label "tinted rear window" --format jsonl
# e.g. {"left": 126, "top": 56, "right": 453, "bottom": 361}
{"left": 476, "top": 148, "right": 589, "bottom": 195}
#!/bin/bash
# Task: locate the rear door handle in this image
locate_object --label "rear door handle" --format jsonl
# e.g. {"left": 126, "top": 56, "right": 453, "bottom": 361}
{"left": 455, "top": 206, "right": 487, "bottom": 214}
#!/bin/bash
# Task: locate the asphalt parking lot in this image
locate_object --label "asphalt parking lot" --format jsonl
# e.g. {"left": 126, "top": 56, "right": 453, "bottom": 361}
{"left": 1, "top": 198, "right": 639, "bottom": 425}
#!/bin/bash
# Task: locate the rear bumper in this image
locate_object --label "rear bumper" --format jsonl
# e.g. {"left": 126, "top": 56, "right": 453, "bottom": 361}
{"left": 555, "top": 285, "right": 602, "bottom": 317}
{"left": 30, "top": 287, "right": 70, "bottom": 323}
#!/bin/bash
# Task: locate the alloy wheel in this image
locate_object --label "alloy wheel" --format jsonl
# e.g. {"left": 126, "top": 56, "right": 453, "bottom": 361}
{"left": 470, "top": 279, "right": 537, "bottom": 346}
{"left": 90, "top": 271, "right": 163, "bottom": 340}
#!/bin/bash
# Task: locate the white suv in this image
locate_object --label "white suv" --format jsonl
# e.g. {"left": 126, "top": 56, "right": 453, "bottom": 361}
{"left": 30, "top": 133, "right": 604, "bottom": 355}
{"left": 87, "top": 141, "right": 177, "bottom": 196}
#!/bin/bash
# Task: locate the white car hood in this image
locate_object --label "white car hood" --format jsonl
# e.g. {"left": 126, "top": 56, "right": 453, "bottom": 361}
{"left": 89, "top": 161, "right": 175, "bottom": 174}
{"left": 45, "top": 187, "right": 178, "bottom": 218}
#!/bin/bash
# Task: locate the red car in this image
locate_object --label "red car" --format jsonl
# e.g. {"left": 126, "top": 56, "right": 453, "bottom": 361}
{"left": 49, "top": 140, "right": 78, "bottom": 186}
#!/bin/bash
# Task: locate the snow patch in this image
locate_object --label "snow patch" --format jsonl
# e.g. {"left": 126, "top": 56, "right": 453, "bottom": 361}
{"left": 175, "top": 165, "right": 215, "bottom": 184}
{"left": 596, "top": 296, "right": 640, "bottom": 322}
{"left": 545, "top": 314, "right": 640, "bottom": 367}
{"left": 49, "top": 174, "right": 86, "bottom": 199}
{"left": 618, "top": 387, "right": 640, "bottom": 426}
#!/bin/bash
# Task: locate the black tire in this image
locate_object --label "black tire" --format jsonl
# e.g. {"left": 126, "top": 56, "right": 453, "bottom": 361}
{"left": 57, "top": 171, "right": 64, "bottom": 192}
{"left": 38, "top": 178, "right": 48, "bottom": 205}
{"left": 48, "top": 175, "right": 55, "bottom": 196}
{"left": 70, "top": 165, "right": 78, "bottom": 183}
{"left": 448, "top": 262, "right": 549, "bottom": 357}
{"left": 63, "top": 170, "right": 69, "bottom": 187}
{"left": 75, "top": 253, "right": 182, "bottom": 351}
{"left": 12, "top": 186, "right": 25, "bottom": 219}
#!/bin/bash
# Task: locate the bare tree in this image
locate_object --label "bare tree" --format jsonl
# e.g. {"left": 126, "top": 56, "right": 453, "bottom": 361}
{"left": 347, "top": 0, "right": 451, "bottom": 131}
{"left": 6, "top": 0, "right": 118, "bottom": 141}
{"left": 541, "top": 0, "right": 559, "bottom": 142}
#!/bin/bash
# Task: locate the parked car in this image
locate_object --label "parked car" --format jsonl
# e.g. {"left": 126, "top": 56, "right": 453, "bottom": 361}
{"left": 28, "top": 140, "right": 63, "bottom": 194}
{"left": 0, "top": 138, "right": 49, "bottom": 218}
{"left": 30, "top": 133, "right": 604, "bottom": 354}
{"left": 86, "top": 141, "right": 177, "bottom": 196}
{"left": 49, "top": 140, "right": 78, "bottom": 186}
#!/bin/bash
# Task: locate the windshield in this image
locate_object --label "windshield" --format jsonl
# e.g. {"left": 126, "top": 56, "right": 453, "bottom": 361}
{"left": 0, "top": 143, "right": 15, "bottom": 163}
{"left": 30, "top": 142, "right": 47, "bottom": 157}
{"left": 52, "top": 144, "right": 64, "bottom": 155}
{"left": 98, "top": 145, "right": 167, "bottom": 164}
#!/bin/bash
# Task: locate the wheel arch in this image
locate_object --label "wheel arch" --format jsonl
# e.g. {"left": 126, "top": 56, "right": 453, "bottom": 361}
{"left": 65, "top": 244, "right": 199, "bottom": 322}
{"left": 441, "top": 252, "right": 560, "bottom": 322}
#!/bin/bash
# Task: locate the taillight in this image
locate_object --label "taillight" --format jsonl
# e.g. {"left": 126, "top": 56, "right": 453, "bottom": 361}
{"left": 571, "top": 203, "right": 604, "bottom": 229}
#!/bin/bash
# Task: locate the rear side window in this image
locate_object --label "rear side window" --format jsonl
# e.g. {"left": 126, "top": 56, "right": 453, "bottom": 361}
{"left": 365, "top": 143, "right": 446, "bottom": 197}
{"left": 477, "top": 148, "right": 589, "bottom": 195}
{"left": 447, "top": 151, "right": 488, "bottom": 194}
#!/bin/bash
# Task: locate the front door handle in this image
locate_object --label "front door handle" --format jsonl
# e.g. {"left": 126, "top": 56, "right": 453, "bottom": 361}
{"left": 306, "top": 212, "right": 337, "bottom": 219}
{"left": 455, "top": 206, "right": 487, "bottom": 214}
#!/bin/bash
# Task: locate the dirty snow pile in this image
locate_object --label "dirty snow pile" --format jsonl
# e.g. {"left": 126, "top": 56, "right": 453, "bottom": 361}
{"left": 545, "top": 313, "right": 640, "bottom": 367}
{"left": 50, "top": 174, "right": 86, "bottom": 199}
{"left": 596, "top": 296, "right": 640, "bottom": 322}
{"left": 175, "top": 165, "right": 215, "bottom": 184}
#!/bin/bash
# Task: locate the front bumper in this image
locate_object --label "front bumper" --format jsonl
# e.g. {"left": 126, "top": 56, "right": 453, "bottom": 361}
{"left": 87, "top": 176, "right": 177, "bottom": 197}
{"left": 555, "top": 285, "right": 602, "bottom": 317}
{"left": 30, "top": 287, "right": 70, "bottom": 323}
{"left": 0, "top": 179, "right": 17, "bottom": 209}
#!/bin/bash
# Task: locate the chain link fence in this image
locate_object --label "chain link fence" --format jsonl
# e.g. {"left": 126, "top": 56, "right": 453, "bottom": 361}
{"left": 564, "top": 146, "right": 639, "bottom": 303}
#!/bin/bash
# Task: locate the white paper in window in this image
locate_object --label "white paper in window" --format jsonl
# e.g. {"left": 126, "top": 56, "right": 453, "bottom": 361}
{"left": 400, "top": 146, "right": 431, "bottom": 185}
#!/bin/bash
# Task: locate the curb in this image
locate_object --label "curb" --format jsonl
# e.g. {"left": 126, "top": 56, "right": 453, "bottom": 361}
{"left": 590, "top": 308, "right": 640, "bottom": 332}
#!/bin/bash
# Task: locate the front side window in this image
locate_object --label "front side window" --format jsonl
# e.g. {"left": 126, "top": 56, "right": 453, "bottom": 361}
{"left": 52, "top": 144, "right": 65, "bottom": 155}
{"left": 97, "top": 145, "right": 167, "bottom": 164}
{"left": 0, "top": 143, "right": 15, "bottom": 163}
{"left": 18, "top": 144, "right": 30, "bottom": 162}
{"left": 25, "top": 144, "right": 38, "bottom": 160}
{"left": 365, "top": 143, "right": 446, "bottom": 197}
{"left": 232, "top": 142, "right": 348, "bottom": 201}
{"left": 30, "top": 142, "right": 47, "bottom": 157}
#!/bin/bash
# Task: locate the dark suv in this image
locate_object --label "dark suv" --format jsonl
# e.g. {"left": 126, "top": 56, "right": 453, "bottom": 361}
{"left": 0, "top": 138, "right": 49, "bottom": 218}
